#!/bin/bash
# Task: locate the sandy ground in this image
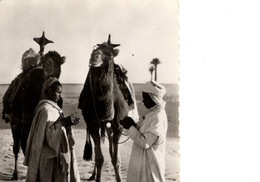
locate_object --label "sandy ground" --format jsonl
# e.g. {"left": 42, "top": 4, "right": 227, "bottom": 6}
{"left": 0, "top": 84, "right": 180, "bottom": 182}
{"left": 0, "top": 128, "right": 179, "bottom": 182}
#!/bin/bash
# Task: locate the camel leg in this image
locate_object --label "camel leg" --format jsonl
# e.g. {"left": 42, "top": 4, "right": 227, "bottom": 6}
{"left": 112, "top": 131, "right": 122, "bottom": 182}
{"left": 12, "top": 154, "right": 18, "bottom": 181}
{"left": 88, "top": 163, "right": 96, "bottom": 181}
{"left": 90, "top": 129, "right": 104, "bottom": 182}
{"left": 10, "top": 122, "right": 21, "bottom": 180}
{"left": 107, "top": 127, "right": 122, "bottom": 182}
{"left": 20, "top": 123, "right": 30, "bottom": 154}
{"left": 106, "top": 127, "right": 113, "bottom": 158}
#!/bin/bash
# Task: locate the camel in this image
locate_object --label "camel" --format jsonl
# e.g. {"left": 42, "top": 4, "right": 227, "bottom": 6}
{"left": 78, "top": 35, "right": 136, "bottom": 182}
{"left": 2, "top": 32, "right": 65, "bottom": 180}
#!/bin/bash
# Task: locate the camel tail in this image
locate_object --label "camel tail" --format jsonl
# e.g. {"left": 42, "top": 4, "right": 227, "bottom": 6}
{"left": 83, "top": 129, "right": 92, "bottom": 161}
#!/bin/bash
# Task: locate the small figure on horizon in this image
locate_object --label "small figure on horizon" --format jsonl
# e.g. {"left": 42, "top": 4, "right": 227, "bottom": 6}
{"left": 120, "top": 80, "right": 168, "bottom": 182}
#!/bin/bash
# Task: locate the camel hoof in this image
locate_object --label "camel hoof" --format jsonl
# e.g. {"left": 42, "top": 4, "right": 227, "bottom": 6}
{"left": 88, "top": 175, "right": 95, "bottom": 181}
{"left": 11, "top": 171, "right": 18, "bottom": 180}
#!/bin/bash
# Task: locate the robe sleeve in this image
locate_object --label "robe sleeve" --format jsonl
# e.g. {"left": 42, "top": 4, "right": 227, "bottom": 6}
{"left": 128, "top": 126, "right": 159, "bottom": 149}
{"left": 23, "top": 106, "right": 49, "bottom": 181}
{"left": 24, "top": 107, "right": 48, "bottom": 166}
{"left": 145, "top": 112, "right": 166, "bottom": 143}
{"left": 45, "top": 120, "right": 63, "bottom": 156}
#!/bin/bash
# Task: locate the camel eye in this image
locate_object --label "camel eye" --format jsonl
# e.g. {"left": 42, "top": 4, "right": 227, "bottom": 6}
{"left": 44, "top": 58, "right": 53, "bottom": 66}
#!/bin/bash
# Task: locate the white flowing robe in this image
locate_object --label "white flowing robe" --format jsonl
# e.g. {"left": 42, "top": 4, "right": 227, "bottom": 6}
{"left": 126, "top": 105, "right": 168, "bottom": 182}
{"left": 23, "top": 100, "right": 80, "bottom": 182}
{"left": 125, "top": 80, "right": 139, "bottom": 122}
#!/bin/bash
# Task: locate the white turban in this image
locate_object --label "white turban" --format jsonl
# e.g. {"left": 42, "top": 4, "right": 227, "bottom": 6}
{"left": 142, "top": 80, "right": 166, "bottom": 108}
{"left": 21, "top": 48, "right": 40, "bottom": 71}
{"left": 42, "top": 77, "right": 60, "bottom": 99}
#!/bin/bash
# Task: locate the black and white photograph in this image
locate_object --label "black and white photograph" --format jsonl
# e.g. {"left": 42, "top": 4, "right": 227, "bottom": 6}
{"left": 0, "top": 0, "right": 179, "bottom": 181}
{"left": 3, "top": 1, "right": 260, "bottom": 182}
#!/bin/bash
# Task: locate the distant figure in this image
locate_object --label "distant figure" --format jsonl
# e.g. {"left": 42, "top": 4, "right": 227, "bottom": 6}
{"left": 120, "top": 80, "right": 168, "bottom": 182}
{"left": 23, "top": 77, "right": 80, "bottom": 182}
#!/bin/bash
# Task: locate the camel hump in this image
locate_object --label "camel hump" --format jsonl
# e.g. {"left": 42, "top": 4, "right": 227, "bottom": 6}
{"left": 9, "top": 67, "right": 43, "bottom": 105}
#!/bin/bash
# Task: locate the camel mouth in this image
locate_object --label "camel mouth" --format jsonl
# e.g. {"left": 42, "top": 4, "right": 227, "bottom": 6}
{"left": 89, "top": 50, "right": 105, "bottom": 67}
{"left": 89, "top": 61, "right": 103, "bottom": 67}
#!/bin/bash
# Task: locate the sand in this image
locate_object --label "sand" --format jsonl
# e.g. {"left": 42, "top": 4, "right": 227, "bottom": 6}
{"left": 0, "top": 84, "right": 180, "bottom": 181}
{"left": 0, "top": 128, "right": 179, "bottom": 182}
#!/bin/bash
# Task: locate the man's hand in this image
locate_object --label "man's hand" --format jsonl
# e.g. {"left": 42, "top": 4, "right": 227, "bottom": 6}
{"left": 120, "top": 116, "right": 136, "bottom": 129}
{"left": 61, "top": 115, "right": 80, "bottom": 128}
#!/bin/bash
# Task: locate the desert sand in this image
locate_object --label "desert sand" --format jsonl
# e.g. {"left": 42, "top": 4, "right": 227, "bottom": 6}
{"left": 0, "top": 128, "right": 179, "bottom": 182}
{"left": 0, "top": 84, "right": 180, "bottom": 181}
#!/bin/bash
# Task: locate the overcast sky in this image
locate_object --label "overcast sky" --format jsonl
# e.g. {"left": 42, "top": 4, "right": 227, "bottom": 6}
{"left": 0, "top": 0, "right": 178, "bottom": 84}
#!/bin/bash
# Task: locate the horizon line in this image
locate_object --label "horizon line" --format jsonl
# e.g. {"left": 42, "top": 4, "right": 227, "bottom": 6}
{"left": 0, "top": 82, "right": 179, "bottom": 85}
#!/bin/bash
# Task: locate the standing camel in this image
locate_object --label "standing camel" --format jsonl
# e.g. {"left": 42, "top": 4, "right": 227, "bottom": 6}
{"left": 2, "top": 32, "right": 66, "bottom": 180}
{"left": 78, "top": 35, "right": 137, "bottom": 182}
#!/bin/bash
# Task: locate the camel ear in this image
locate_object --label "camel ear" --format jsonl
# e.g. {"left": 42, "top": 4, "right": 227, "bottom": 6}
{"left": 61, "top": 56, "right": 66, "bottom": 64}
{"left": 113, "top": 49, "right": 119, "bottom": 57}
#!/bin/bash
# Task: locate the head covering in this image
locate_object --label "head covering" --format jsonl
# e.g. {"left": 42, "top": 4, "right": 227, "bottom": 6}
{"left": 21, "top": 48, "right": 40, "bottom": 71}
{"left": 142, "top": 80, "right": 166, "bottom": 108}
{"left": 142, "top": 80, "right": 166, "bottom": 97}
{"left": 42, "top": 77, "right": 60, "bottom": 99}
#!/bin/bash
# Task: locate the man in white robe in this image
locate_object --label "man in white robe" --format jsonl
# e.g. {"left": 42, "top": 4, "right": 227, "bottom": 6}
{"left": 120, "top": 80, "right": 168, "bottom": 182}
{"left": 23, "top": 77, "right": 80, "bottom": 182}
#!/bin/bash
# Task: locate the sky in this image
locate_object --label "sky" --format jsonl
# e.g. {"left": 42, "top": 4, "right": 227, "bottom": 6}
{"left": 0, "top": 0, "right": 178, "bottom": 84}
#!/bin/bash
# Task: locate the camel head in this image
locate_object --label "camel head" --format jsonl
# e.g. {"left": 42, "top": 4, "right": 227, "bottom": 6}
{"left": 42, "top": 51, "right": 66, "bottom": 78}
{"left": 89, "top": 34, "right": 120, "bottom": 68}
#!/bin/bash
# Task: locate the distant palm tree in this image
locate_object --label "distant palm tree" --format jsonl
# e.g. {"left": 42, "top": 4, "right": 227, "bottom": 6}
{"left": 149, "top": 66, "right": 155, "bottom": 80}
{"left": 150, "top": 58, "right": 161, "bottom": 81}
